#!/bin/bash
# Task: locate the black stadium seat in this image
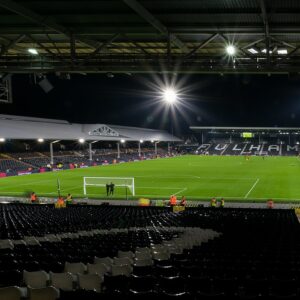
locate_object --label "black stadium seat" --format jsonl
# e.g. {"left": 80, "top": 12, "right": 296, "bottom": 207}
{"left": 0, "top": 204, "right": 300, "bottom": 299}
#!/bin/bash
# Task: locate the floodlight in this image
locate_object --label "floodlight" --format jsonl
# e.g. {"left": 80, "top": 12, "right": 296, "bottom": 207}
{"left": 261, "top": 48, "right": 272, "bottom": 54}
{"left": 28, "top": 48, "right": 38, "bottom": 55}
{"left": 0, "top": 138, "right": 5, "bottom": 142}
{"left": 163, "top": 88, "right": 177, "bottom": 104}
{"left": 297, "top": 142, "right": 300, "bottom": 145}
{"left": 140, "top": 140, "right": 144, "bottom": 143}
{"left": 277, "top": 49, "right": 288, "bottom": 55}
{"left": 151, "top": 140, "right": 154, "bottom": 143}
{"left": 226, "top": 45, "right": 236, "bottom": 56}
{"left": 248, "top": 48, "right": 258, "bottom": 54}
{"left": 37, "top": 138, "right": 44, "bottom": 143}
{"left": 79, "top": 138, "right": 85, "bottom": 143}
{"left": 120, "top": 139, "right": 125, "bottom": 143}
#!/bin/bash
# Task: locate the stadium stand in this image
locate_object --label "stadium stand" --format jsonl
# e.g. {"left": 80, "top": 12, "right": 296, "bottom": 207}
{"left": 0, "top": 148, "right": 170, "bottom": 176}
{"left": 196, "top": 143, "right": 300, "bottom": 156}
{"left": 0, "top": 203, "right": 299, "bottom": 299}
{"left": 0, "top": 159, "right": 35, "bottom": 175}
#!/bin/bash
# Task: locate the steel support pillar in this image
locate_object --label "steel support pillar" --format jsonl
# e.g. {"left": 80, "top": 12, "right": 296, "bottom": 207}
{"left": 50, "top": 142, "right": 54, "bottom": 165}
{"left": 117, "top": 142, "right": 120, "bottom": 159}
{"left": 138, "top": 142, "right": 141, "bottom": 157}
{"left": 89, "top": 142, "right": 93, "bottom": 161}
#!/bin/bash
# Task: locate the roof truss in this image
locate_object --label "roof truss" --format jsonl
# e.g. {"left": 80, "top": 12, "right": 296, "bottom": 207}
{"left": 0, "top": 1, "right": 300, "bottom": 73}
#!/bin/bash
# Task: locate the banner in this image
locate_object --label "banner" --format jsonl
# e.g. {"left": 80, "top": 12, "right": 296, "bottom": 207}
{"left": 138, "top": 198, "right": 150, "bottom": 206}
{"left": 173, "top": 206, "right": 185, "bottom": 213}
{"left": 18, "top": 171, "right": 32, "bottom": 176}
{"left": 39, "top": 168, "right": 46, "bottom": 173}
{"left": 80, "top": 165, "right": 88, "bottom": 168}
{"left": 155, "top": 200, "right": 165, "bottom": 207}
{"left": 0, "top": 172, "right": 6, "bottom": 177}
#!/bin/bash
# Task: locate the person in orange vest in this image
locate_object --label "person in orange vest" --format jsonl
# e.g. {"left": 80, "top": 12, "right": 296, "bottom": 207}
{"left": 267, "top": 199, "right": 274, "bottom": 209}
{"left": 169, "top": 195, "right": 177, "bottom": 206}
{"left": 30, "top": 192, "right": 37, "bottom": 204}
{"left": 180, "top": 196, "right": 187, "bottom": 206}
{"left": 56, "top": 196, "right": 65, "bottom": 208}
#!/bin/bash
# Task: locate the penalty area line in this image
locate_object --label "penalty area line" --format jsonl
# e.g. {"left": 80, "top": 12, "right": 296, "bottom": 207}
{"left": 173, "top": 187, "right": 187, "bottom": 196}
{"left": 244, "top": 178, "right": 260, "bottom": 199}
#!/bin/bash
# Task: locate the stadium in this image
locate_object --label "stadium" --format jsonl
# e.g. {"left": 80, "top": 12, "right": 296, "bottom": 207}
{"left": 1, "top": 1, "right": 300, "bottom": 299}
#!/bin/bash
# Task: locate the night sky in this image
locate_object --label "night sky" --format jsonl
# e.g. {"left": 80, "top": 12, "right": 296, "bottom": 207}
{"left": 1, "top": 73, "right": 300, "bottom": 135}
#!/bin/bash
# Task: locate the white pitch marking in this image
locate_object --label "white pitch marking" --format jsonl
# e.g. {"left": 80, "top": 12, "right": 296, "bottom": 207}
{"left": 137, "top": 186, "right": 185, "bottom": 190}
{"left": 173, "top": 187, "right": 187, "bottom": 196}
{"left": 135, "top": 175, "right": 256, "bottom": 180}
{"left": 47, "top": 185, "right": 81, "bottom": 194}
{"left": 0, "top": 178, "right": 57, "bottom": 190}
{"left": 244, "top": 178, "right": 260, "bottom": 199}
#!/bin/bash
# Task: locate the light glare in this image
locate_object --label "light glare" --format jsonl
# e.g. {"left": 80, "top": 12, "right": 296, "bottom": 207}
{"left": 37, "top": 138, "right": 44, "bottom": 143}
{"left": 28, "top": 48, "right": 38, "bottom": 55}
{"left": 79, "top": 138, "right": 85, "bottom": 143}
{"left": 226, "top": 45, "right": 236, "bottom": 56}
{"left": 120, "top": 139, "right": 125, "bottom": 143}
{"left": 0, "top": 138, "right": 5, "bottom": 142}
{"left": 163, "top": 88, "right": 177, "bottom": 104}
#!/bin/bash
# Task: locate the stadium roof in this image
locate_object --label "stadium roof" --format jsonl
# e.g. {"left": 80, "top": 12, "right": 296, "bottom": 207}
{"left": 1, "top": 0, "right": 300, "bottom": 74}
{"left": 190, "top": 126, "right": 300, "bottom": 133}
{"left": 0, "top": 114, "right": 181, "bottom": 141}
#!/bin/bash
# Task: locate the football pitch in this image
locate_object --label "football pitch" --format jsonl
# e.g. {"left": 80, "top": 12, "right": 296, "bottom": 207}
{"left": 1, "top": 155, "right": 300, "bottom": 202}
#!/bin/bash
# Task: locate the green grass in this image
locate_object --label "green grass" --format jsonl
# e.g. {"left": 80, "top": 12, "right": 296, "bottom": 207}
{"left": 1, "top": 155, "right": 300, "bottom": 202}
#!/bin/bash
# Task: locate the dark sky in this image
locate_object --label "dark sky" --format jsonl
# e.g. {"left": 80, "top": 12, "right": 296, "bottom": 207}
{"left": 1, "top": 73, "right": 300, "bottom": 135}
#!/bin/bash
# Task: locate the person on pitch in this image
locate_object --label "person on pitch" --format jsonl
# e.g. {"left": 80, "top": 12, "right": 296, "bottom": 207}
{"left": 109, "top": 182, "right": 115, "bottom": 196}
{"left": 106, "top": 183, "right": 110, "bottom": 196}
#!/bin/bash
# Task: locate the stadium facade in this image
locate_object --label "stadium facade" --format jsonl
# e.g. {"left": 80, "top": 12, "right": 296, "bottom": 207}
{"left": 190, "top": 126, "right": 300, "bottom": 156}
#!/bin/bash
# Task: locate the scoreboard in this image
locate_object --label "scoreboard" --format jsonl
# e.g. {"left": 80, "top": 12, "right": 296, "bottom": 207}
{"left": 241, "top": 132, "right": 254, "bottom": 138}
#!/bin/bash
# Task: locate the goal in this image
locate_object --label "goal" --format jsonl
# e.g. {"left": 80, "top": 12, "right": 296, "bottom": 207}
{"left": 83, "top": 177, "right": 135, "bottom": 196}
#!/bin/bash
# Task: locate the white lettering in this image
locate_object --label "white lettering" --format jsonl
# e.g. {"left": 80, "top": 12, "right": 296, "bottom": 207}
{"left": 287, "top": 145, "right": 299, "bottom": 151}
{"left": 232, "top": 144, "right": 242, "bottom": 151}
{"left": 268, "top": 145, "right": 279, "bottom": 152}
{"left": 198, "top": 144, "right": 210, "bottom": 150}
{"left": 215, "top": 144, "right": 227, "bottom": 151}
{"left": 249, "top": 145, "right": 261, "bottom": 151}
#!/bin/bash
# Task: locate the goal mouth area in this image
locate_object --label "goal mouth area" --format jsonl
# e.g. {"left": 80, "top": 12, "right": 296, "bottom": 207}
{"left": 83, "top": 177, "right": 135, "bottom": 196}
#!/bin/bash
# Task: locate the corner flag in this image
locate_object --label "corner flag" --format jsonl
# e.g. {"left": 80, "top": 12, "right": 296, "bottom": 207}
{"left": 57, "top": 178, "right": 61, "bottom": 197}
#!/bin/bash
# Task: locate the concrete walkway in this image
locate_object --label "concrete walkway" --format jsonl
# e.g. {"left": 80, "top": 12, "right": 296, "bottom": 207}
{"left": 1, "top": 196, "right": 300, "bottom": 210}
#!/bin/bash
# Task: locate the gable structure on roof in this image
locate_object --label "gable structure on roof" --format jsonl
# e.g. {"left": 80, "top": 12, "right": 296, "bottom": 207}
{"left": 88, "top": 125, "right": 120, "bottom": 137}
{"left": 0, "top": 114, "right": 181, "bottom": 142}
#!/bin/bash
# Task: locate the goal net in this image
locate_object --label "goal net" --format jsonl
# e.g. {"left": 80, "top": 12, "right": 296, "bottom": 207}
{"left": 83, "top": 177, "right": 135, "bottom": 196}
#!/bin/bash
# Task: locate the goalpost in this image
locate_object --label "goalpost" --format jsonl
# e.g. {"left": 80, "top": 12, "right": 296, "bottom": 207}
{"left": 83, "top": 177, "right": 135, "bottom": 196}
